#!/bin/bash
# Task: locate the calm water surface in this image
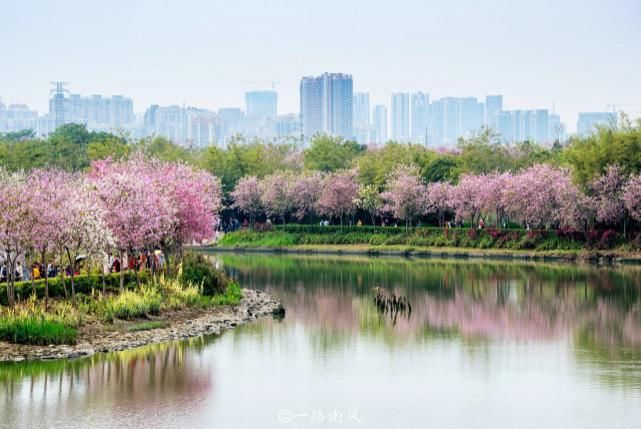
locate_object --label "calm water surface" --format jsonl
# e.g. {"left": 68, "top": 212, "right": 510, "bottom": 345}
{"left": 2, "top": 253, "right": 641, "bottom": 428}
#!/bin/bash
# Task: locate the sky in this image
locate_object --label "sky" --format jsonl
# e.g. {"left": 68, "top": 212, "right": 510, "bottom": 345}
{"left": 1, "top": 0, "right": 640, "bottom": 132}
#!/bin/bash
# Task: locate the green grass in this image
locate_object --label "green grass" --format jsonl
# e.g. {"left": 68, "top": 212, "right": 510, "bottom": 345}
{"left": 0, "top": 299, "right": 80, "bottom": 345}
{"left": 96, "top": 286, "right": 162, "bottom": 322}
{"left": 216, "top": 227, "right": 624, "bottom": 253}
{"left": 211, "top": 282, "right": 243, "bottom": 306}
{"left": 127, "top": 321, "right": 169, "bottom": 332}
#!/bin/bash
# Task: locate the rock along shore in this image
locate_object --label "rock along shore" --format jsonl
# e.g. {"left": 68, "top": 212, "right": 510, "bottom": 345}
{"left": 0, "top": 289, "right": 284, "bottom": 363}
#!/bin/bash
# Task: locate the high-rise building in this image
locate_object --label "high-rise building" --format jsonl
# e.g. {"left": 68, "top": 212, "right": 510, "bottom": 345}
{"left": 372, "top": 105, "right": 387, "bottom": 144}
{"left": 300, "top": 73, "right": 353, "bottom": 140}
{"left": 49, "top": 93, "right": 134, "bottom": 130}
{"left": 430, "top": 97, "right": 484, "bottom": 146}
{"left": 548, "top": 113, "right": 566, "bottom": 142}
{"left": 485, "top": 95, "right": 503, "bottom": 130}
{"left": 577, "top": 112, "right": 616, "bottom": 136}
{"left": 496, "top": 109, "right": 549, "bottom": 143}
{"left": 0, "top": 103, "right": 39, "bottom": 134}
{"left": 245, "top": 91, "right": 278, "bottom": 119}
{"left": 353, "top": 92, "right": 370, "bottom": 144}
{"left": 391, "top": 93, "right": 409, "bottom": 141}
{"left": 410, "top": 92, "right": 430, "bottom": 144}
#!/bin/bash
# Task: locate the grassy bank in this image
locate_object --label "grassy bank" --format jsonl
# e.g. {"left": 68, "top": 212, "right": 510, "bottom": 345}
{"left": 0, "top": 254, "right": 243, "bottom": 346}
{"left": 214, "top": 226, "right": 640, "bottom": 260}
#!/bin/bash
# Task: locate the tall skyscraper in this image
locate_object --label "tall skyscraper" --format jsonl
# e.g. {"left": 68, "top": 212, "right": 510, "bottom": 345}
{"left": 300, "top": 73, "right": 353, "bottom": 140}
{"left": 245, "top": 91, "right": 278, "bottom": 119}
{"left": 577, "top": 112, "right": 616, "bottom": 136}
{"left": 353, "top": 93, "right": 370, "bottom": 129}
{"left": 548, "top": 113, "right": 566, "bottom": 142}
{"left": 353, "top": 92, "right": 370, "bottom": 144}
{"left": 430, "top": 97, "right": 484, "bottom": 146}
{"left": 391, "top": 93, "right": 409, "bottom": 141}
{"left": 485, "top": 95, "right": 503, "bottom": 130}
{"left": 49, "top": 92, "right": 134, "bottom": 130}
{"left": 372, "top": 105, "right": 387, "bottom": 144}
{"left": 496, "top": 109, "right": 549, "bottom": 143}
{"left": 410, "top": 92, "right": 430, "bottom": 144}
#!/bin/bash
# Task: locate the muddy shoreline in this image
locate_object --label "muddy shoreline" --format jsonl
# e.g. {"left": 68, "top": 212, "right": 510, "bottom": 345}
{"left": 0, "top": 289, "right": 284, "bottom": 363}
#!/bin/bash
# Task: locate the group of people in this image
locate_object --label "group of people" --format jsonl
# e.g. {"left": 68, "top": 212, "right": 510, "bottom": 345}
{"left": 0, "top": 261, "right": 67, "bottom": 283}
{"left": 106, "top": 250, "right": 165, "bottom": 274}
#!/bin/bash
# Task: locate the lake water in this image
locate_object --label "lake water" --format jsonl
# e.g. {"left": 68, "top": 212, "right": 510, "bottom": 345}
{"left": 1, "top": 253, "right": 641, "bottom": 428}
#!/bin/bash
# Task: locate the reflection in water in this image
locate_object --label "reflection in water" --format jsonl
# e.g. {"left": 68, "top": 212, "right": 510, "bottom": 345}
{"left": 217, "top": 254, "right": 641, "bottom": 387}
{"left": 1, "top": 253, "right": 641, "bottom": 428}
{"left": 0, "top": 337, "right": 216, "bottom": 428}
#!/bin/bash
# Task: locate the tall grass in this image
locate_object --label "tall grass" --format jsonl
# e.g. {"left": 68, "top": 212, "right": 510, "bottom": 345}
{"left": 97, "top": 286, "right": 162, "bottom": 322}
{"left": 0, "top": 298, "right": 79, "bottom": 345}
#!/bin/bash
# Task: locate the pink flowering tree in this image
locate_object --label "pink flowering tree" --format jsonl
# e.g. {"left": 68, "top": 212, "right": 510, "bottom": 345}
{"left": 291, "top": 171, "right": 325, "bottom": 222}
{"left": 89, "top": 156, "right": 176, "bottom": 288}
{"left": 318, "top": 170, "right": 360, "bottom": 227}
{"left": 449, "top": 174, "right": 485, "bottom": 226}
{"left": 27, "top": 169, "right": 74, "bottom": 304}
{"left": 231, "top": 176, "right": 262, "bottom": 227}
{"left": 57, "top": 177, "right": 114, "bottom": 302}
{"left": 162, "top": 162, "right": 222, "bottom": 245}
{"left": 623, "top": 173, "right": 641, "bottom": 225}
{"left": 260, "top": 172, "right": 296, "bottom": 225}
{"left": 0, "top": 169, "right": 33, "bottom": 306}
{"left": 479, "top": 172, "right": 512, "bottom": 227}
{"left": 502, "top": 164, "right": 586, "bottom": 229}
{"left": 426, "top": 182, "right": 453, "bottom": 227}
{"left": 590, "top": 165, "right": 628, "bottom": 233}
{"left": 381, "top": 165, "right": 427, "bottom": 230}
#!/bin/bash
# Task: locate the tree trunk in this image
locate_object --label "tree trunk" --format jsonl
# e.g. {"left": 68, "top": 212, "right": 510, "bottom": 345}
{"left": 119, "top": 251, "right": 125, "bottom": 292}
{"left": 65, "top": 249, "right": 76, "bottom": 304}
{"left": 6, "top": 254, "right": 15, "bottom": 306}
{"left": 101, "top": 271, "right": 106, "bottom": 295}
{"left": 41, "top": 251, "right": 49, "bottom": 308}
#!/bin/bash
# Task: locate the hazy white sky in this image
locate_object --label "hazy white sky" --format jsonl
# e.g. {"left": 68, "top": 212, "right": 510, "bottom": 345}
{"left": 1, "top": 0, "right": 640, "bottom": 131}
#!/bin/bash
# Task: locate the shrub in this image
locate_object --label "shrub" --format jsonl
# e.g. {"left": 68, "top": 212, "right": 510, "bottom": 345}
{"left": 211, "top": 282, "right": 243, "bottom": 306}
{"left": 180, "top": 252, "right": 230, "bottom": 296}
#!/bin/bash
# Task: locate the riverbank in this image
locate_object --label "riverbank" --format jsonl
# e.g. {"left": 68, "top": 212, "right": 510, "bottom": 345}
{"left": 210, "top": 228, "right": 641, "bottom": 263}
{"left": 205, "top": 243, "right": 641, "bottom": 263}
{"left": 0, "top": 289, "right": 284, "bottom": 362}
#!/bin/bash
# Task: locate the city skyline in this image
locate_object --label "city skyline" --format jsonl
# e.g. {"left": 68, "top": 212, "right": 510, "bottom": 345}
{"left": 0, "top": 81, "right": 623, "bottom": 145}
{"left": 1, "top": 0, "right": 640, "bottom": 133}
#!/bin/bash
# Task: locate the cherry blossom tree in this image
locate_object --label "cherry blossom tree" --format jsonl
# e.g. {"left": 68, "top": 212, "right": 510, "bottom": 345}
{"left": 0, "top": 169, "right": 33, "bottom": 306}
{"left": 318, "top": 170, "right": 360, "bottom": 227}
{"left": 623, "top": 173, "right": 641, "bottom": 224}
{"left": 502, "top": 164, "right": 585, "bottom": 229}
{"left": 57, "top": 177, "right": 115, "bottom": 302}
{"left": 89, "top": 156, "right": 176, "bottom": 289}
{"left": 162, "top": 162, "right": 222, "bottom": 245}
{"left": 590, "top": 165, "right": 628, "bottom": 232}
{"left": 260, "top": 172, "right": 296, "bottom": 225}
{"left": 231, "top": 176, "right": 262, "bottom": 227}
{"left": 27, "top": 169, "right": 73, "bottom": 304}
{"left": 380, "top": 165, "right": 427, "bottom": 230}
{"left": 449, "top": 174, "right": 485, "bottom": 226}
{"left": 291, "top": 171, "right": 325, "bottom": 222}
{"left": 426, "top": 182, "right": 453, "bottom": 227}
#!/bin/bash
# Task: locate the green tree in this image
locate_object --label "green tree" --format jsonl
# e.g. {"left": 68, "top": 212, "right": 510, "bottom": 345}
{"left": 303, "top": 135, "right": 364, "bottom": 172}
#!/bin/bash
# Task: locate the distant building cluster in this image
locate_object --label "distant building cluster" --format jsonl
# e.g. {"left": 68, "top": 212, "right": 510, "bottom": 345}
{"left": 0, "top": 75, "right": 621, "bottom": 146}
